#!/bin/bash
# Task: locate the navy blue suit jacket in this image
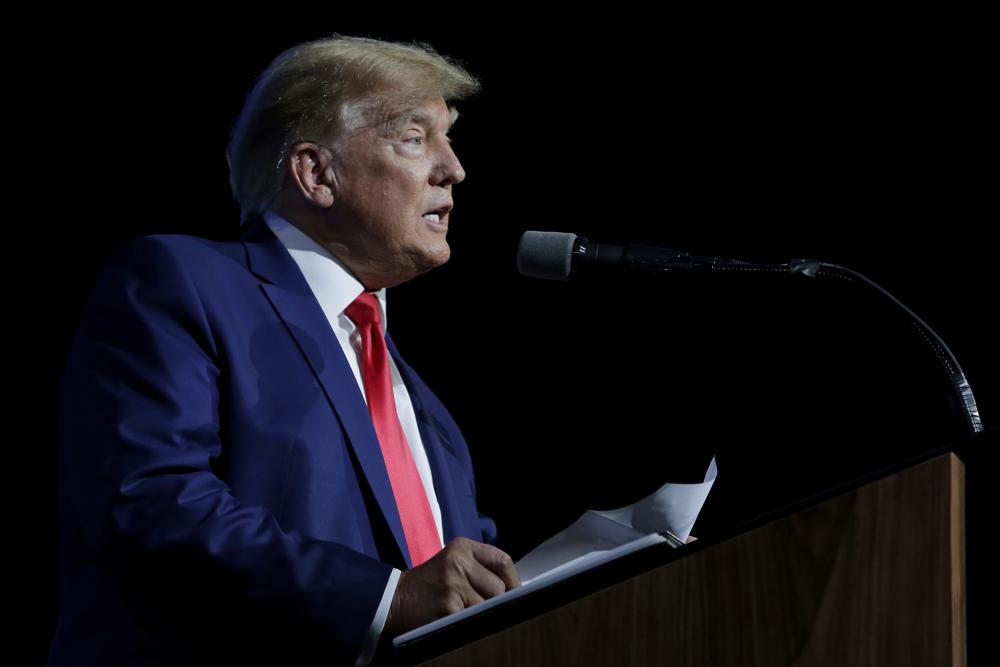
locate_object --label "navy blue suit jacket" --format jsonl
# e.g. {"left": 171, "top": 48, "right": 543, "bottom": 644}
{"left": 47, "top": 217, "right": 496, "bottom": 665}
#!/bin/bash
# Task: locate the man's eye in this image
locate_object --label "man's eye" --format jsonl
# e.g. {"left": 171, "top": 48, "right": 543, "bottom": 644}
{"left": 404, "top": 135, "right": 425, "bottom": 145}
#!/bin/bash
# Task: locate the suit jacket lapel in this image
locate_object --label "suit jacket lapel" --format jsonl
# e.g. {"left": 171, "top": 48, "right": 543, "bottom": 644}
{"left": 239, "top": 217, "right": 413, "bottom": 568}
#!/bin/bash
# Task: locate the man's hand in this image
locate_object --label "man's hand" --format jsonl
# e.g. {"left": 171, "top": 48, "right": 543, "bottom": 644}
{"left": 384, "top": 537, "right": 521, "bottom": 636}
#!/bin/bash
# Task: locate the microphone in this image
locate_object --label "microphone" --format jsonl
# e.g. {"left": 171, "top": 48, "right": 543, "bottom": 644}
{"left": 516, "top": 230, "right": 750, "bottom": 282}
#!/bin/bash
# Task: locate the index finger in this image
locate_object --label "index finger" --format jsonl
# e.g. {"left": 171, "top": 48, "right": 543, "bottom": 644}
{"left": 471, "top": 542, "right": 522, "bottom": 590}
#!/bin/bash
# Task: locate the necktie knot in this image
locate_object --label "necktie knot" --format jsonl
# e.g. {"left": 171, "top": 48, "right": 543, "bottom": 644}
{"left": 345, "top": 291, "right": 382, "bottom": 329}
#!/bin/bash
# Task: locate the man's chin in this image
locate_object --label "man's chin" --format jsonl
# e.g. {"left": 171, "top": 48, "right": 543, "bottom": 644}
{"left": 420, "top": 244, "right": 451, "bottom": 272}
{"left": 383, "top": 245, "right": 450, "bottom": 287}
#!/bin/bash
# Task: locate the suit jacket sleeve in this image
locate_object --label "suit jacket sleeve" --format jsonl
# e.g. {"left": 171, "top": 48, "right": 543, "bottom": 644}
{"left": 57, "top": 236, "right": 391, "bottom": 663}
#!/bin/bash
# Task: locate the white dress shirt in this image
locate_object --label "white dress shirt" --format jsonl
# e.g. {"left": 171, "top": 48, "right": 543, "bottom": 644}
{"left": 264, "top": 212, "right": 444, "bottom": 666}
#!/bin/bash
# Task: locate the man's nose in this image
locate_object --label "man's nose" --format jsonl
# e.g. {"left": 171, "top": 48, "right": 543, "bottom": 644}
{"left": 432, "top": 142, "right": 466, "bottom": 187}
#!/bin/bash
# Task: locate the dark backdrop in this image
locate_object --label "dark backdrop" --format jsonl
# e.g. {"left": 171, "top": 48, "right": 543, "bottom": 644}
{"left": 29, "top": 18, "right": 995, "bottom": 662}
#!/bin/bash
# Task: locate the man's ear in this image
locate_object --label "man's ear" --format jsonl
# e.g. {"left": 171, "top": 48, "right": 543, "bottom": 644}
{"left": 287, "top": 142, "right": 336, "bottom": 209}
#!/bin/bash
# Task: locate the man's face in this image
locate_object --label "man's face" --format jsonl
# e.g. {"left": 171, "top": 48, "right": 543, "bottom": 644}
{"left": 326, "top": 96, "right": 466, "bottom": 287}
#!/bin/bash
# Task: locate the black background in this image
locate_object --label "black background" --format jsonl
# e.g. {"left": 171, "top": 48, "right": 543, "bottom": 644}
{"left": 27, "top": 15, "right": 995, "bottom": 662}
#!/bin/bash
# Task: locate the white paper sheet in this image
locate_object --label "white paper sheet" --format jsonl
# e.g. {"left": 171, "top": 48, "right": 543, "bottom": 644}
{"left": 517, "top": 456, "right": 717, "bottom": 583}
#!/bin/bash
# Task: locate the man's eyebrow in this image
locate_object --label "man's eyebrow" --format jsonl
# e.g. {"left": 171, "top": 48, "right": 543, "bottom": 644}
{"left": 382, "top": 107, "right": 459, "bottom": 133}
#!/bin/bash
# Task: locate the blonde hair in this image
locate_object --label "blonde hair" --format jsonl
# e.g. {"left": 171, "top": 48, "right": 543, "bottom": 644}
{"left": 227, "top": 35, "right": 480, "bottom": 222}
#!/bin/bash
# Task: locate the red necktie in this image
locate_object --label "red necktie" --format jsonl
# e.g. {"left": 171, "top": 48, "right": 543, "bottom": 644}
{"left": 345, "top": 292, "right": 441, "bottom": 567}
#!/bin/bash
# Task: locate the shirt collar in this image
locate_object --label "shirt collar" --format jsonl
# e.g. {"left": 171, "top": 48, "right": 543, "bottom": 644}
{"left": 263, "top": 211, "right": 387, "bottom": 330}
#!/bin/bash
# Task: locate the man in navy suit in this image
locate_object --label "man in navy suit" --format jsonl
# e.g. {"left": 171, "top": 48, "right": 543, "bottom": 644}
{"left": 48, "top": 35, "right": 519, "bottom": 665}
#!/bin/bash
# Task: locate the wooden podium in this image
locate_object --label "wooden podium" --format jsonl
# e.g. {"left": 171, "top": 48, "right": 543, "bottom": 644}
{"left": 393, "top": 445, "right": 975, "bottom": 666}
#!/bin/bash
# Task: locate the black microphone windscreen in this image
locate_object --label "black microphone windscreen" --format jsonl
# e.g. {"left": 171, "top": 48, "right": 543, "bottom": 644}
{"left": 517, "top": 231, "right": 576, "bottom": 281}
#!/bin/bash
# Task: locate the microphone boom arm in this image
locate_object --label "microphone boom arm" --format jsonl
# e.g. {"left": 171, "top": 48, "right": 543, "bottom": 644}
{"left": 705, "top": 256, "right": 984, "bottom": 437}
